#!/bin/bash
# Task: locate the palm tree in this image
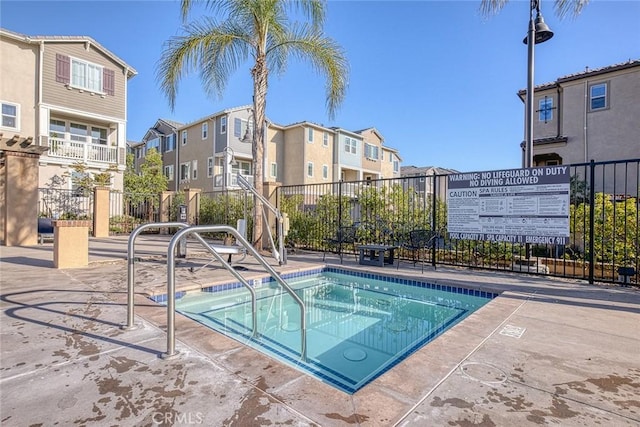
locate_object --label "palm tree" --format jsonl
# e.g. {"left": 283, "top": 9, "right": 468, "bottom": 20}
{"left": 157, "top": 0, "right": 349, "bottom": 249}
{"left": 480, "top": 0, "right": 588, "bottom": 17}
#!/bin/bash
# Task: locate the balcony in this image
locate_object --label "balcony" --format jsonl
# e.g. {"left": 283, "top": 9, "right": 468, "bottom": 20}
{"left": 214, "top": 173, "right": 254, "bottom": 188}
{"left": 46, "top": 136, "right": 118, "bottom": 164}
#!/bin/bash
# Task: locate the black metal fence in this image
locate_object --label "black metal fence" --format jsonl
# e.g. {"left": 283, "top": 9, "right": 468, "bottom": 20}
{"left": 108, "top": 191, "right": 161, "bottom": 234}
{"left": 199, "top": 190, "right": 254, "bottom": 240}
{"left": 277, "top": 159, "right": 639, "bottom": 286}
{"left": 38, "top": 188, "right": 94, "bottom": 221}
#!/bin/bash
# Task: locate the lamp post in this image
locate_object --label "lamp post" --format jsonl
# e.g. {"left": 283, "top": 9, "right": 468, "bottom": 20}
{"left": 223, "top": 146, "right": 234, "bottom": 189}
{"left": 524, "top": 0, "right": 553, "bottom": 168}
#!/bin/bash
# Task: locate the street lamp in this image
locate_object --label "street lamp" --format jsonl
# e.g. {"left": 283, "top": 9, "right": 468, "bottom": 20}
{"left": 524, "top": 0, "right": 553, "bottom": 168}
{"left": 223, "top": 146, "right": 234, "bottom": 189}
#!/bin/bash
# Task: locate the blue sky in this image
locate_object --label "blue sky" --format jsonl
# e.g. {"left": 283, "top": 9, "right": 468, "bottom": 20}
{"left": 1, "top": 1, "right": 639, "bottom": 172}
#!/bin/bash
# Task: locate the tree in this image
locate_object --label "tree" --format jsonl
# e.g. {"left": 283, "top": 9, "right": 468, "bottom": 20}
{"left": 124, "top": 149, "right": 168, "bottom": 220}
{"left": 480, "top": 0, "right": 588, "bottom": 17}
{"left": 157, "top": 0, "right": 349, "bottom": 248}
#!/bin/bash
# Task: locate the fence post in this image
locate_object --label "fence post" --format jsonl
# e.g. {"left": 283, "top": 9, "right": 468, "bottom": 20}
{"left": 159, "top": 191, "right": 173, "bottom": 234}
{"left": 93, "top": 187, "right": 110, "bottom": 237}
{"left": 432, "top": 174, "right": 437, "bottom": 268}
{"left": 588, "top": 159, "right": 596, "bottom": 284}
{"left": 338, "top": 181, "right": 343, "bottom": 253}
{"left": 184, "top": 188, "right": 201, "bottom": 224}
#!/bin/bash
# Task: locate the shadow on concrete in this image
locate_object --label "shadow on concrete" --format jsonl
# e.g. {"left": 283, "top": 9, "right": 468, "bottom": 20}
{"left": 1, "top": 289, "right": 163, "bottom": 357}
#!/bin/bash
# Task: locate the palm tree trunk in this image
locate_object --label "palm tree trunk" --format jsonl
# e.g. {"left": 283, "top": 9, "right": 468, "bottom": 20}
{"left": 252, "top": 54, "right": 268, "bottom": 249}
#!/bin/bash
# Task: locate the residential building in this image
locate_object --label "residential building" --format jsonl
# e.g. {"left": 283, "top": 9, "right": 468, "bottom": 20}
{"left": 268, "top": 121, "right": 336, "bottom": 186}
{"left": 0, "top": 28, "right": 137, "bottom": 192}
{"left": 137, "top": 107, "right": 403, "bottom": 191}
{"left": 519, "top": 59, "right": 639, "bottom": 194}
{"left": 132, "top": 119, "right": 182, "bottom": 190}
{"left": 401, "top": 165, "right": 459, "bottom": 198}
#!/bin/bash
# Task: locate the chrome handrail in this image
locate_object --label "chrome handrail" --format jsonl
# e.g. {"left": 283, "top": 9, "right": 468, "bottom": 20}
{"left": 164, "top": 224, "right": 306, "bottom": 360}
{"left": 124, "top": 222, "right": 189, "bottom": 330}
{"left": 237, "top": 174, "right": 286, "bottom": 265}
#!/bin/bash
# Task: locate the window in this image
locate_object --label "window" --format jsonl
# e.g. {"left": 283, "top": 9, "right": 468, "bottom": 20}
{"left": 323, "top": 132, "right": 328, "bottom": 147}
{"left": 49, "top": 119, "right": 66, "bottom": 138}
{"left": 364, "top": 143, "right": 379, "bottom": 160}
{"left": 71, "top": 57, "right": 103, "bottom": 92}
{"left": 307, "top": 162, "right": 314, "bottom": 177}
{"left": 164, "top": 165, "right": 174, "bottom": 181}
{"left": 590, "top": 82, "right": 608, "bottom": 111}
{"left": 69, "top": 122, "right": 88, "bottom": 142}
{"left": 270, "top": 162, "right": 277, "bottom": 178}
{"left": 181, "top": 130, "right": 187, "bottom": 145}
{"left": 307, "top": 127, "right": 313, "bottom": 143}
{"left": 180, "top": 162, "right": 190, "bottom": 181}
{"left": 381, "top": 150, "right": 384, "bottom": 161}
{"left": 233, "top": 117, "right": 252, "bottom": 140}
{"left": 146, "top": 137, "right": 160, "bottom": 153}
{"left": 538, "top": 97, "right": 553, "bottom": 122}
{"left": 192, "top": 160, "right": 198, "bottom": 179}
{"left": 344, "top": 137, "right": 356, "bottom": 154}
{"left": 202, "top": 122, "right": 208, "bottom": 139}
{"left": 165, "top": 134, "right": 175, "bottom": 152}
{"left": 1, "top": 102, "right": 19, "bottom": 130}
{"left": 220, "top": 117, "right": 227, "bottom": 134}
{"left": 393, "top": 160, "right": 399, "bottom": 173}
{"left": 322, "top": 165, "right": 329, "bottom": 180}
{"left": 207, "top": 157, "right": 214, "bottom": 178}
{"left": 91, "top": 127, "right": 107, "bottom": 145}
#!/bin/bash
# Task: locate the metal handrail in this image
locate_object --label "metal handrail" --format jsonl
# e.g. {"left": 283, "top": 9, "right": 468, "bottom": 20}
{"left": 123, "top": 222, "right": 189, "bottom": 330}
{"left": 237, "top": 174, "right": 286, "bottom": 265}
{"left": 164, "top": 224, "right": 307, "bottom": 360}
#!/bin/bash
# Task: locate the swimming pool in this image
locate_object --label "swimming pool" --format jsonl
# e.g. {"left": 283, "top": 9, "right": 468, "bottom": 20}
{"left": 153, "top": 267, "right": 496, "bottom": 393}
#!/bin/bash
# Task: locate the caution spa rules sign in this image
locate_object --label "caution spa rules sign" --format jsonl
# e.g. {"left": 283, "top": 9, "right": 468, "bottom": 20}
{"left": 447, "top": 166, "right": 570, "bottom": 245}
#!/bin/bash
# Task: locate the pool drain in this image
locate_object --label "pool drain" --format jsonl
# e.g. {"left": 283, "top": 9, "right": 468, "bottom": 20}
{"left": 281, "top": 323, "right": 300, "bottom": 332}
{"left": 386, "top": 321, "right": 407, "bottom": 332}
{"left": 343, "top": 348, "right": 367, "bottom": 361}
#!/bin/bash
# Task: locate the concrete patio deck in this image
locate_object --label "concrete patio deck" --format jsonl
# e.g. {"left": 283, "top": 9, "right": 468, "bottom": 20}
{"left": 1, "top": 235, "right": 639, "bottom": 426}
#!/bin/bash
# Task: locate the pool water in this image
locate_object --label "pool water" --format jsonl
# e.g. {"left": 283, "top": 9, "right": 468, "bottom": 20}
{"left": 166, "top": 268, "right": 495, "bottom": 393}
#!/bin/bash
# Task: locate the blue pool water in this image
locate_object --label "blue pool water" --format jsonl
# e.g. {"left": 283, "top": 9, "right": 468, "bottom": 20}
{"left": 154, "top": 268, "right": 496, "bottom": 393}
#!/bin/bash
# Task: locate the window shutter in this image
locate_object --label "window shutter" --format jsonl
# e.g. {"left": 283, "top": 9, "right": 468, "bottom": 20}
{"left": 103, "top": 68, "right": 115, "bottom": 95}
{"left": 234, "top": 118, "right": 241, "bottom": 137}
{"left": 56, "top": 54, "right": 70, "bottom": 84}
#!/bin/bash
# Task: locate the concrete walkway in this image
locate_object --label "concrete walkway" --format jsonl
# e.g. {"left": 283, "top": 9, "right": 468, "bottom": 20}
{"left": 1, "top": 235, "right": 639, "bottom": 426}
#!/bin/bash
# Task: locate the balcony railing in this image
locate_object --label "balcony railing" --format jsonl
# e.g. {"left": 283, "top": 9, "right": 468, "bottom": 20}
{"left": 214, "top": 173, "right": 254, "bottom": 188}
{"left": 47, "top": 137, "right": 118, "bottom": 164}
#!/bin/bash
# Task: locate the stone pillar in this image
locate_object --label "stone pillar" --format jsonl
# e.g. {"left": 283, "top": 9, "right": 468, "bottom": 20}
{"left": 93, "top": 187, "right": 110, "bottom": 238}
{"left": 53, "top": 220, "right": 91, "bottom": 268}
{"left": 2, "top": 151, "right": 40, "bottom": 246}
{"left": 159, "top": 191, "right": 173, "bottom": 234}
{"left": 184, "top": 188, "right": 201, "bottom": 224}
{"left": 262, "top": 181, "right": 281, "bottom": 228}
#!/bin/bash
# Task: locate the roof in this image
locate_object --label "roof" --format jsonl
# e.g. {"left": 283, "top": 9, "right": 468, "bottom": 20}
{"left": 518, "top": 58, "right": 640, "bottom": 97}
{"left": 354, "top": 127, "right": 384, "bottom": 142}
{"left": 400, "top": 165, "right": 460, "bottom": 176}
{"left": 178, "top": 105, "right": 254, "bottom": 129}
{"left": 158, "top": 119, "right": 184, "bottom": 129}
{"left": 0, "top": 27, "right": 137, "bottom": 78}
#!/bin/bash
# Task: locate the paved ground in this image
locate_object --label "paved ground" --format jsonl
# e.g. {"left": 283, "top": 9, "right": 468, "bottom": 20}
{"left": 1, "top": 235, "right": 639, "bottom": 426}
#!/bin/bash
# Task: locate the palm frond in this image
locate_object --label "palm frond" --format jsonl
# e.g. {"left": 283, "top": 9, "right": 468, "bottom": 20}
{"left": 156, "top": 17, "right": 251, "bottom": 109}
{"left": 270, "top": 24, "right": 349, "bottom": 119}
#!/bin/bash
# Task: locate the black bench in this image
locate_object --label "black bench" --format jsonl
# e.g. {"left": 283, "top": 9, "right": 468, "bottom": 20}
{"left": 38, "top": 218, "right": 54, "bottom": 244}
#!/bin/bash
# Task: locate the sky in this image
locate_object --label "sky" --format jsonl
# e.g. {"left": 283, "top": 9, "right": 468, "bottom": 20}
{"left": 1, "top": 0, "right": 639, "bottom": 173}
